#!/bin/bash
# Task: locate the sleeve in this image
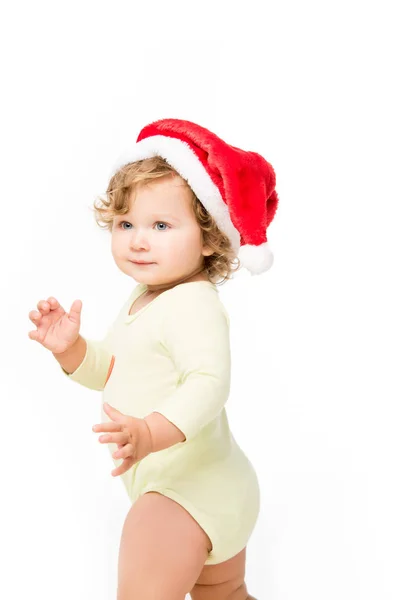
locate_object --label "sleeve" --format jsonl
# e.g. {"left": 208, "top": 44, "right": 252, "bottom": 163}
{"left": 59, "top": 336, "right": 115, "bottom": 391}
{"left": 151, "top": 287, "right": 231, "bottom": 443}
{"left": 59, "top": 286, "right": 142, "bottom": 391}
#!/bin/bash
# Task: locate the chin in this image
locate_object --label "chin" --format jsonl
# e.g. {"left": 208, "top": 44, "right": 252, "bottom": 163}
{"left": 131, "top": 270, "right": 160, "bottom": 283}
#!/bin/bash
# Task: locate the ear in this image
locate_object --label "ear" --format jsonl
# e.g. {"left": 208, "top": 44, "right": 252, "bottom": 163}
{"left": 202, "top": 245, "right": 214, "bottom": 257}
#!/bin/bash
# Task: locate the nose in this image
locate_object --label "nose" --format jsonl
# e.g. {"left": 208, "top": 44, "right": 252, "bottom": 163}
{"left": 129, "top": 228, "right": 150, "bottom": 251}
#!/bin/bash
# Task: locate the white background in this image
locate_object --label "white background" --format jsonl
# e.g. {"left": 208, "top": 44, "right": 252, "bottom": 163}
{"left": 1, "top": 1, "right": 399, "bottom": 598}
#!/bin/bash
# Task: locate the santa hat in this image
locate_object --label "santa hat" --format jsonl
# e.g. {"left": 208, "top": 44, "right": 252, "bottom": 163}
{"left": 110, "top": 118, "right": 279, "bottom": 275}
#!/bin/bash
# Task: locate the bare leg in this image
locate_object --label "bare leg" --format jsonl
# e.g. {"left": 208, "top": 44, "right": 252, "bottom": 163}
{"left": 117, "top": 491, "right": 212, "bottom": 600}
{"left": 190, "top": 547, "right": 257, "bottom": 599}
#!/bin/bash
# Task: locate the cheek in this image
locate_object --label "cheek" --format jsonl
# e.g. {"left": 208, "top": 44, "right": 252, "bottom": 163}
{"left": 164, "top": 238, "right": 193, "bottom": 260}
{"left": 111, "top": 236, "right": 122, "bottom": 257}
{"left": 168, "top": 229, "right": 201, "bottom": 252}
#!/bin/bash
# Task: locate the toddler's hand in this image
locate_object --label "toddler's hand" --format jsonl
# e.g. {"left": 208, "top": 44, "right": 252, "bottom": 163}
{"left": 28, "top": 296, "right": 82, "bottom": 354}
{"left": 93, "top": 403, "right": 153, "bottom": 477}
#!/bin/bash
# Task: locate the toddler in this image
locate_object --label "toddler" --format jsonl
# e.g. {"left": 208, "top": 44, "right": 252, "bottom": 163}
{"left": 28, "top": 118, "right": 279, "bottom": 599}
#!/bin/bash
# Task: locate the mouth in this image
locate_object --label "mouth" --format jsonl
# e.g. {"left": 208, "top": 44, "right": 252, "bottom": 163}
{"left": 130, "top": 260, "right": 155, "bottom": 265}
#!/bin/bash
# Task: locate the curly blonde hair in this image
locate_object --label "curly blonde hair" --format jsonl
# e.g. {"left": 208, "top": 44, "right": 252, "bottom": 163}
{"left": 91, "top": 156, "right": 241, "bottom": 285}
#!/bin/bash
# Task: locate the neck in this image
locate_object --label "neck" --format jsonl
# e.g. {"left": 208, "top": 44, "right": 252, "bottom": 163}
{"left": 145, "top": 264, "right": 208, "bottom": 293}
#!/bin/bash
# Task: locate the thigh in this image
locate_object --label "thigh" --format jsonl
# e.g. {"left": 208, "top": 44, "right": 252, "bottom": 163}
{"left": 190, "top": 547, "right": 253, "bottom": 600}
{"left": 117, "top": 491, "right": 211, "bottom": 600}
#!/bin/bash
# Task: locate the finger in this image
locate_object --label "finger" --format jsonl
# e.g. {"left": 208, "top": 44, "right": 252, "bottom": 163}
{"left": 28, "top": 330, "right": 47, "bottom": 343}
{"left": 112, "top": 444, "right": 133, "bottom": 459}
{"left": 92, "top": 422, "right": 123, "bottom": 433}
{"left": 37, "top": 299, "right": 51, "bottom": 313}
{"left": 111, "top": 457, "right": 135, "bottom": 477}
{"left": 47, "top": 297, "right": 59, "bottom": 308}
{"left": 103, "top": 403, "right": 125, "bottom": 422}
{"left": 68, "top": 299, "right": 82, "bottom": 323}
{"left": 29, "top": 310, "right": 42, "bottom": 322}
{"left": 98, "top": 432, "right": 129, "bottom": 445}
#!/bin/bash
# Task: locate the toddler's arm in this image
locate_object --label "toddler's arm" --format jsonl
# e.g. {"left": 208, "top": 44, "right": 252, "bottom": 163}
{"left": 53, "top": 334, "right": 87, "bottom": 373}
{"left": 149, "top": 285, "right": 231, "bottom": 444}
{"left": 56, "top": 328, "right": 115, "bottom": 392}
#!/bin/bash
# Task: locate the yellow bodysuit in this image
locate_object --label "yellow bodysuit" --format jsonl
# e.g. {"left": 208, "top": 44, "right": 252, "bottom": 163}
{"left": 61, "top": 280, "right": 260, "bottom": 565}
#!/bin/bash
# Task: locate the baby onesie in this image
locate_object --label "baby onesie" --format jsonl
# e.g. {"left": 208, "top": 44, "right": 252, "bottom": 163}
{"left": 61, "top": 280, "right": 260, "bottom": 565}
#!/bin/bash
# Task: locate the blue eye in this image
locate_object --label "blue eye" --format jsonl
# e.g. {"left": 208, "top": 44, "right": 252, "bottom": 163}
{"left": 119, "top": 221, "right": 170, "bottom": 231}
{"left": 119, "top": 221, "right": 131, "bottom": 230}
{"left": 155, "top": 222, "right": 169, "bottom": 231}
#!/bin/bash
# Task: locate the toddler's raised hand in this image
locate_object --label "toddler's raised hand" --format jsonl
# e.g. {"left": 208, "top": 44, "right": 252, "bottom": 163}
{"left": 28, "top": 296, "right": 82, "bottom": 354}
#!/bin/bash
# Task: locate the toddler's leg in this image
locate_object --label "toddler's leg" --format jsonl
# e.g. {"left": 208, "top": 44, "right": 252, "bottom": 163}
{"left": 190, "top": 547, "right": 257, "bottom": 599}
{"left": 117, "top": 491, "right": 212, "bottom": 600}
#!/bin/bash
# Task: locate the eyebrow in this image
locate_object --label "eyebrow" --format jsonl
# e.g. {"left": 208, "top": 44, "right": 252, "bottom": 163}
{"left": 120, "top": 213, "right": 180, "bottom": 223}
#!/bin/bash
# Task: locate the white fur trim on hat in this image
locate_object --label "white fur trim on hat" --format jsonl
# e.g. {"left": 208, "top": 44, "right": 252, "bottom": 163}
{"left": 112, "top": 135, "right": 241, "bottom": 253}
{"left": 238, "top": 242, "right": 274, "bottom": 275}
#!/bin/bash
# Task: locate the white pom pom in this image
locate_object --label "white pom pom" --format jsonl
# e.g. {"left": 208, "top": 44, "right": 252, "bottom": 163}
{"left": 238, "top": 242, "right": 274, "bottom": 275}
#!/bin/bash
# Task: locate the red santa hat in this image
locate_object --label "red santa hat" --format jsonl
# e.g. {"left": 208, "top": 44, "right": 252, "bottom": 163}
{"left": 110, "top": 118, "right": 279, "bottom": 275}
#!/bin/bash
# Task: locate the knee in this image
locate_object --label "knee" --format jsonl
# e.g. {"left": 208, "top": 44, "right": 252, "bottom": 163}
{"left": 191, "top": 581, "right": 251, "bottom": 600}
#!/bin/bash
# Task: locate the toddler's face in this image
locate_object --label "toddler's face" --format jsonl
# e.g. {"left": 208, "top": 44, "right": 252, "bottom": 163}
{"left": 111, "top": 174, "right": 212, "bottom": 286}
